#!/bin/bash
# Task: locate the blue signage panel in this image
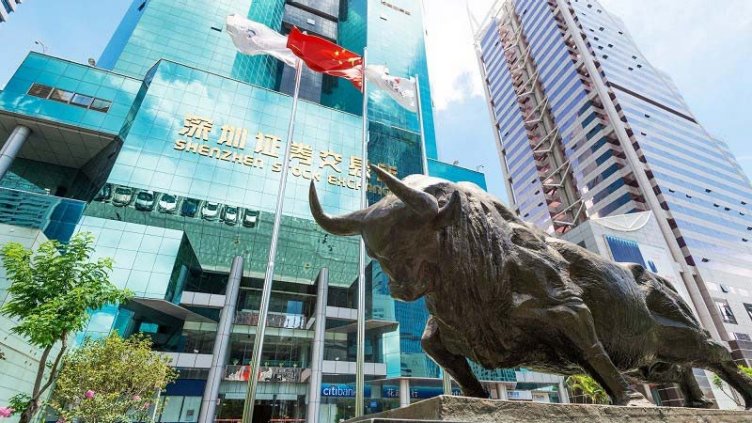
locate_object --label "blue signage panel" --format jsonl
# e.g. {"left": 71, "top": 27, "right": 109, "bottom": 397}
{"left": 321, "top": 384, "right": 460, "bottom": 399}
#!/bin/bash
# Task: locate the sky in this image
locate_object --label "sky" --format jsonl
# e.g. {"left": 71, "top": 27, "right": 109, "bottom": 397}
{"left": 1, "top": 1, "right": 751, "bottom": 202}
{"left": 425, "top": 0, "right": 752, "bottom": 201}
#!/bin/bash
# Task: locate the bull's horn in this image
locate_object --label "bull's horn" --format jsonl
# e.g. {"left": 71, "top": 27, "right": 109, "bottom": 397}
{"left": 309, "top": 181, "right": 364, "bottom": 236}
{"left": 371, "top": 165, "right": 439, "bottom": 218}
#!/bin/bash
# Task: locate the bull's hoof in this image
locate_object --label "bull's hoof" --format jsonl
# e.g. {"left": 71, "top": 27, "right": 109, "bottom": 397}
{"left": 686, "top": 398, "right": 715, "bottom": 409}
{"left": 689, "top": 400, "right": 715, "bottom": 409}
{"left": 619, "top": 391, "right": 655, "bottom": 407}
{"left": 463, "top": 388, "right": 491, "bottom": 399}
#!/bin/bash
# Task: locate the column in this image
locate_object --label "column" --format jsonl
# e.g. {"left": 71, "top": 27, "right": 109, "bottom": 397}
{"left": 199, "top": 256, "right": 244, "bottom": 423}
{"left": 0, "top": 125, "right": 31, "bottom": 180}
{"left": 399, "top": 379, "right": 410, "bottom": 408}
{"left": 642, "top": 383, "right": 656, "bottom": 404}
{"left": 305, "top": 268, "right": 329, "bottom": 423}
{"left": 442, "top": 369, "right": 452, "bottom": 395}
{"left": 558, "top": 380, "right": 570, "bottom": 404}
{"left": 496, "top": 383, "right": 508, "bottom": 400}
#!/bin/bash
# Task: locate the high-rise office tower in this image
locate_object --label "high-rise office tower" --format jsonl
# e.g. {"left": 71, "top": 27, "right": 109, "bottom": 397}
{"left": 0, "top": 1, "right": 501, "bottom": 422}
{"left": 474, "top": 0, "right": 752, "bottom": 361}
{"left": 0, "top": 0, "right": 26, "bottom": 22}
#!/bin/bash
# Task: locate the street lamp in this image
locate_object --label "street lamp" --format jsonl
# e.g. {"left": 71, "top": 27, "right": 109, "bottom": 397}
{"left": 34, "top": 40, "right": 48, "bottom": 53}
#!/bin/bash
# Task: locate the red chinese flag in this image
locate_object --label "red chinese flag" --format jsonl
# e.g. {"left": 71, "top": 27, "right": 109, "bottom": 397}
{"left": 287, "top": 27, "right": 363, "bottom": 91}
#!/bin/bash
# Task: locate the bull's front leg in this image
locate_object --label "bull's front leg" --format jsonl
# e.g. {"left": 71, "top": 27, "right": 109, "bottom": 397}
{"left": 421, "top": 316, "right": 489, "bottom": 398}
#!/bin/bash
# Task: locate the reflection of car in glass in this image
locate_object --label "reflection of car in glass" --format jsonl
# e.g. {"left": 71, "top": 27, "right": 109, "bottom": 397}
{"left": 158, "top": 194, "right": 178, "bottom": 214}
{"left": 222, "top": 206, "right": 238, "bottom": 225}
{"left": 94, "top": 184, "right": 112, "bottom": 202}
{"left": 243, "top": 209, "right": 260, "bottom": 228}
{"left": 181, "top": 198, "right": 200, "bottom": 217}
{"left": 201, "top": 202, "right": 220, "bottom": 221}
{"left": 112, "top": 186, "right": 134, "bottom": 207}
{"left": 135, "top": 190, "right": 156, "bottom": 211}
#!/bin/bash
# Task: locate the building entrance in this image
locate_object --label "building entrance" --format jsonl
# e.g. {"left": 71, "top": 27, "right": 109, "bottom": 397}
{"left": 216, "top": 398, "right": 305, "bottom": 423}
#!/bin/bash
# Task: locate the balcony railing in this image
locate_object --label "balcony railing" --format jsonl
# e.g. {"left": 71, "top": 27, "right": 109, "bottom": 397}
{"left": 234, "top": 310, "right": 307, "bottom": 329}
{"left": 224, "top": 365, "right": 308, "bottom": 383}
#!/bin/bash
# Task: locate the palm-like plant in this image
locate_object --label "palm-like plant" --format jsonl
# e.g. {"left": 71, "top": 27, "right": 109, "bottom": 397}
{"left": 566, "top": 374, "right": 610, "bottom": 404}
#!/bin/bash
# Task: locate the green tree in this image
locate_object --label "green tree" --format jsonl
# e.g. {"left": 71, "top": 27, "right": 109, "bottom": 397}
{"left": 740, "top": 366, "right": 752, "bottom": 378}
{"left": 51, "top": 333, "right": 177, "bottom": 422}
{"left": 0, "top": 232, "right": 131, "bottom": 423}
{"left": 566, "top": 374, "right": 610, "bottom": 404}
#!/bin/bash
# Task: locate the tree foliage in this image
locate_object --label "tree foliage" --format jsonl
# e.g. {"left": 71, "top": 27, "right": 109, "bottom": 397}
{"left": 566, "top": 374, "right": 610, "bottom": 404}
{"left": 740, "top": 366, "right": 752, "bottom": 378}
{"left": 0, "top": 232, "right": 131, "bottom": 423}
{"left": 51, "top": 334, "right": 178, "bottom": 423}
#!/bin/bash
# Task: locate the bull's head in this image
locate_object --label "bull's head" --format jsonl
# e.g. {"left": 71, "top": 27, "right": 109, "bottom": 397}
{"left": 309, "top": 165, "right": 461, "bottom": 301}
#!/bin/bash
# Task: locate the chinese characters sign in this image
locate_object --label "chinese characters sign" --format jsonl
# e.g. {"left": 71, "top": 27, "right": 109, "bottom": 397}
{"left": 173, "top": 114, "right": 398, "bottom": 194}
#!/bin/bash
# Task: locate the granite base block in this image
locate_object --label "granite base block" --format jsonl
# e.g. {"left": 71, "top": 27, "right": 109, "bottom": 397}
{"left": 345, "top": 396, "right": 752, "bottom": 423}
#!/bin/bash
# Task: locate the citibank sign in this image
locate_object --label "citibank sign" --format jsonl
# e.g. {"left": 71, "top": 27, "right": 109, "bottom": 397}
{"left": 321, "top": 385, "right": 460, "bottom": 398}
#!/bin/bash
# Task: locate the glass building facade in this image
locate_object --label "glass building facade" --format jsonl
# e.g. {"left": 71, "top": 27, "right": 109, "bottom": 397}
{"left": 475, "top": 0, "right": 752, "bottom": 369}
{"left": 0, "top": 1, "right": 570, "bottom": 422}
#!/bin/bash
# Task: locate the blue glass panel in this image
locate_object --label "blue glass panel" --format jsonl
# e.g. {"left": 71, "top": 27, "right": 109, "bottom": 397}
{"left": 605, "top": 235, "right": 646, "bottom": 266}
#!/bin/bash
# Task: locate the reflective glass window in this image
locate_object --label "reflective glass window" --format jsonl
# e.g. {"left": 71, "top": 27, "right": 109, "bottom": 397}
{"left": 49, "top": 88, "right": 74, "bottom": 103}
{"left": 70, "top": 93, "right": 94, "bottom": 108}
{"left": 745, "top": 303, "right": 752, "bottom": 322}
{"left": 715, "top": 298, "right": 737, "bottom": 324}
{"left": 90, "top": 98, "right": 112, "bottom": 113}
{"left": 605, "top": 235, "right": 646, "bottom": 266}
{"left": 27, "top": 83, "right": 53, "bottom": 98}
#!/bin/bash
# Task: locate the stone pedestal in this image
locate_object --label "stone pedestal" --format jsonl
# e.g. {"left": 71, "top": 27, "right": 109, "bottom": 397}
{"left": 345, "top": 396, "right": 751, "bottom": 423}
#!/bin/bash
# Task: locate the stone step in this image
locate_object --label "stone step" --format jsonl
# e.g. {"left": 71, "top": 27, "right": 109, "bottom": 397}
{"left": 345, "top": 395, "right": 752, "bottom": 423}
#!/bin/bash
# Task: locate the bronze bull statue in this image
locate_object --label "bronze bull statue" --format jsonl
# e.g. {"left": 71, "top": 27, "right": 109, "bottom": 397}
{"left": 309, "top": 165, "right": 752, "bottom": 408}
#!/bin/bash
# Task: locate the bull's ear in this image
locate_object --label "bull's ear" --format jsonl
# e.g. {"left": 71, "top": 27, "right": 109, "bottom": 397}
{"left": 432, "top": 190, "right": 461, "bottom": 229}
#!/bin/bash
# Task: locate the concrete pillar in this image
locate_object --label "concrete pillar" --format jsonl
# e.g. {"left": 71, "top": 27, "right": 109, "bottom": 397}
{"left": 0, "top": 125, "right": 30, "bottom": 180}
{"left": 496, "top": 383, "right": 508, "bottom": 400}
{"left": 442, "top": 369, "right": 452, "bottom": 395}
{"left": 199, "top": 256, "right": 244, "bottom": 423}
{"left": 558, "top": 380, "right": 570, "bottom": 404}
{"left": 642, "top": 383, "right": 656, "bottom": 404}
{"left": 399, "top": 379, "right": 410, "bottom": 408}
{"left": 305, "top": 268, "right": 329, "bottom": 423}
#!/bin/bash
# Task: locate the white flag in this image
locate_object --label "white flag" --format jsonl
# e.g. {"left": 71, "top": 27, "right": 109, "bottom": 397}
{"left": 365, "top": 65, "right": 418, "bottom": 112}
{"left": 225, "top": 14, "right": 299, "bottom": 68}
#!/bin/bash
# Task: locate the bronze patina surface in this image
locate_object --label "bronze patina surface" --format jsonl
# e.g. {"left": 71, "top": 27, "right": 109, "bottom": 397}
{"left": 310, "top": 166, "right": 752, "bottom": 408}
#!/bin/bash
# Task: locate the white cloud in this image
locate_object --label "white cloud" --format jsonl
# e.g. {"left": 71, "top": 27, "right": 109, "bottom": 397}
{"left": 424, "top": 0, "right": 752, "bottom": 112}
{"left": 598, "top": 0, "right": 752, "bottom": 85}
{"left": 423, "top": 0, "right": 495, "bottom": 110}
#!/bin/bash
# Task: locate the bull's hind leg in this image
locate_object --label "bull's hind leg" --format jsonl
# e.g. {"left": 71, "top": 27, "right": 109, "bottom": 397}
{"left": 529, "top": 301, "right": 652, "bottom": 406}
{"left": 701, "top": 342, "right": 752, "bottom": 409}
{"left": 640, "top": 363, "right": 713, "bottom": 408}
{"left": 421, "top": 316, "right": 489, "bottom": 398}
{"left": 657, "top": 327, "right": 752, "bottom": 409}
{"left": 679, "top": 366, "right": 714, "bottom": 408}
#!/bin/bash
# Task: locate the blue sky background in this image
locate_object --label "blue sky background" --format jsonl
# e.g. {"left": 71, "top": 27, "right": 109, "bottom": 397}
{"left": 425, "top": 0, "right": 752, "bottom": 201}
{"left": 1, "top": 0, "right": 750, "bottom": 203}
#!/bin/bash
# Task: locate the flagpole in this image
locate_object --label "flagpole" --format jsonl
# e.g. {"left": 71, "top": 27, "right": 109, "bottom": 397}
{"left": 241, "top": 58, "right": 304, "bottom": 423}
{"left": 416, "top": 73, "right": 452, "bottom": 396}
{"left": 414, "top": 74, "right": 429, "bottom": 175}
{"left": 355, "top": 47, "right": 369, "bottom": 418}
